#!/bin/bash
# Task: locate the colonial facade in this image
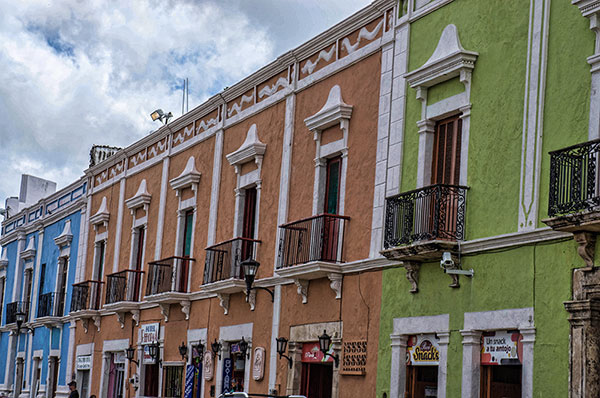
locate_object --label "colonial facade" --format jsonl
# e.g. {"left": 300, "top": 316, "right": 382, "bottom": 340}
{"left": 3, "top": 0, "right": 600, "bottom": 397}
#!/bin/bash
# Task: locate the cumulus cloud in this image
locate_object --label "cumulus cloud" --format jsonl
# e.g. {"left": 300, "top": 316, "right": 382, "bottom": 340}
{"left": 0, "top": 0, "right": 370, "bottom": 204}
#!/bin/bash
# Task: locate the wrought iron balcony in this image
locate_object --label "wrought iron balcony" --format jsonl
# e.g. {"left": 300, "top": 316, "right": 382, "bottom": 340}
{"left": 37, "top": 292, "right": 64, "bottom": 318}
{"left": 548, "top": 139, "right": 600, "bottom": 217}
{"left": 277, "top": 214, "right": 350, "bottom": 268}
{"left": 70, "top": 280, "right": 103, "bottom": 312}
{"left": 384, "top": 184, "right": 468, "bottom": 248}
{"left": 106, "top": 269, "right": 145, "bottom": 305}
{"left": 203, "top": 237, "right": 260, "bottom": 284}
{"left": 6, "top": 301, "right": 29, "bottom": 324}
{"left": 146, "top": 256, "right": 195, "bottom": 296}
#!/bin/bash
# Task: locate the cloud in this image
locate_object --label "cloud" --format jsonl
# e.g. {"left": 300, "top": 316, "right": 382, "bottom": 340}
{"left": 0, "top": 0, "right": 370, "bottom": 205}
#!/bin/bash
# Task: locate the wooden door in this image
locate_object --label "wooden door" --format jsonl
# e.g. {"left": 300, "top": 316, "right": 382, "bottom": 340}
{"left": 322, "top": 157, "right": 341, "bottom": 261}
{"left": 481, "top": 365, "right": 522, "bottom": 398}
{"left": 300, "top": 362, "right": 333, "bottom": 398}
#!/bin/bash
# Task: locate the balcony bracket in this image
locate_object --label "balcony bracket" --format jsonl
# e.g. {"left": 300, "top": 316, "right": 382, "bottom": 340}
{"left": 574, "top": 231, "right": 596, "bottom": 268}
{"left": 217, "top": 294, "right": 230, "bottom": 315}
{"left": 180, "top": 300, "right": 191, "bottom": 320}
{"left": 116, "top": 312, "right": 126, "bottom": 329}
{"left": 246, "top": 290, "right": 256, "bottom": 311}
{"left": 93, "top": 316, "right": 101, "bottom": 332}
{"left": 81, "top": 318, "right": 89, "bottom": 334}
{"left": 328, "top": 273, "right": 343, "bottom": 299}
{"left": 403, "top": 262, "right": 421, "bottom": 294}
{"left": 131, "top": 310, "right": 140, "bottom": 326}
{"left": 294, "top": 279, "right": 309, "bottom": 304}
{"left": 159, "top": 303, "right": 170, "bottom": 322}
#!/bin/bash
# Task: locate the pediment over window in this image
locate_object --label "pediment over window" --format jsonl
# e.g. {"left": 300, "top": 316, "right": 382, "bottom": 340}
{"left": 54, "top": 219, "right": 73, "bottom": 248}
{"left": 20, "top": 236, "right": 36, "bottom": 260}
{"left": 170, "top": 156, "right": 201, "bottom": 194}
{"left": 90, "top": 196, "right": 110, "bottom": 231}
{"left": 304, "top": 85, "right": 353, "bottom": 132}
{"left": 226, "top": 124, "right": 266, "bottom": 172}
{"left": 126, "top": 179, "right": 152, "bottom": 213}
{"left": 404, "top": 24, "right": 478, "bottom": 90}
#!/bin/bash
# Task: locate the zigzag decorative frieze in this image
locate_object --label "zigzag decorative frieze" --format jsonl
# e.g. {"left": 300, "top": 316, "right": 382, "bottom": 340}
{"left": 341, "top": 19, "right": 384, "bottom": 55}
{"left": 258, "top": 77, "right": 289, "bottom": 99}
{"left": 173, "top": 125, "right": 195, "bottom": 146}
{"left": 196, "top": 117, "right": 218, "bottom": 134}
{"left": 96, "top": 170, "right": 108, "bottom": 186}
{"left": 227, "top": 93, "right": 254, "bottom": 117}
{"left": 109, "top": 162, "right": 124, "bottom": 178}
{"left": 302, "top": 44, "right": 336, "bottom": 75}
{"left": 129, "top": 151, "right": 147, "bottom": 167}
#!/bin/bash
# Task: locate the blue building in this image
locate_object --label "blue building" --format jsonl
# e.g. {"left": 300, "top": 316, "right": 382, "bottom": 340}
{"left": 0, "top": 176, "right": 86, "bottom": 398}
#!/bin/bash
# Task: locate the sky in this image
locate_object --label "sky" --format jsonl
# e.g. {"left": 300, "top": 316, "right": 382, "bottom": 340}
{"left": 0, "top": 0, "right": 371, "bottom": 206}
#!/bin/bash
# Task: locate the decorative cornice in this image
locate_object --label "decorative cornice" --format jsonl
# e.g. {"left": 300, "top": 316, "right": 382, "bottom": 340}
{"left": 572, "top": 0, "right": 600, "bottom": 18}
{"left": 225, "top": 124, "right": 266, "bottom": 170}
{"left": 20, "top": 236, "right": 36, "bottom": 260}
{"left": 89, "top": 196, "right": 109, "bottom": 230}
{"left": 54, "top": 219, "right": 73, "bottom": 248}
{"left": 169, "top": 156, "right": 201, "bottom": 194}
{"left": 125, "top": 179, "right": 152, "bottom": 213}
{"left": 304, "top": 85, "right": 353, "bottom": 132}
{"left": 404, "top": 24, "right": 478, "bottom": 89}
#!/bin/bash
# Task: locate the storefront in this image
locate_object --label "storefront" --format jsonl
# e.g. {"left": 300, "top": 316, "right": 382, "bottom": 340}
{"left": 300, "top": 342, "right": 334, "bottom": 398}
{"left": 480, "top": 331, "right": 523, "bottom": 398}
{"left": 405, "top": 334, "right": 440, "bottom": 398}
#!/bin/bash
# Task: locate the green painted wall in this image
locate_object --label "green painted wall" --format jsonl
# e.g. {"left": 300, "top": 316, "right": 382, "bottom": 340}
{"left": 427, "top": 77, "right": 464, "bottom": 105}
{"left": 376, "top": 239, "right": 578, "bottom": 397}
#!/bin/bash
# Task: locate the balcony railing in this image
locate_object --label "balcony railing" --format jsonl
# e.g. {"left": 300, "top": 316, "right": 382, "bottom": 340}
{"left": 384, "top": 184, "right": 468, "bottom": 248}
{"left": 146, "top": 256, "right": 195, "bottom": 296}
{"left": 548, "top": 139, "right": 600, "bottom": 217}
{"left": 37, "top": 292, "right": 64, "bottom": 318}
{"left": 105, "top": 269, "right": 145, "bottom": 305}
{"left": 6, "top": 301, "right": 29, "bottom": 324}
{"left": 70, "top": 280, "right": 103, "bottom": 312}
{"left": 277, "top": 214, "right": 350, "bottom": 268}
{"left": 203, "top": 237, "right": 260, "bottom": 284}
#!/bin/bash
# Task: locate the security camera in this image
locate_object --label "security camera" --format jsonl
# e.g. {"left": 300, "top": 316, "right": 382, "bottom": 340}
{"left": 440, "top": 252, "right": 454, "bottom": 269}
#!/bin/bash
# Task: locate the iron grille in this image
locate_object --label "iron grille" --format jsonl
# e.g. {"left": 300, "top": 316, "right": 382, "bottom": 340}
{"left": 6, "top": 301, "right": 29, "bottom": 324}
{"left": 548, "top": 138, "right": 600, "bottom": 217}
{"left": 106, "top": 269, "right": 144, "bottom": 304}
{"left": 70, "top": 280, "right": 103, "bottom": 312}
{"left": 384, "top": 184, "right": 468, "bottom": 248}
{"left": 146, "top": 257, "right": 195, "bottom": 296}
{"left": 203, "top": 237, "right": 260, "bottom": 284}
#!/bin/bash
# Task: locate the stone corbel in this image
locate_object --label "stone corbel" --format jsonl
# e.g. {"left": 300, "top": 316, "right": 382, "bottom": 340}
{"left": 159, "top": 303, "right": 170, "bottom": 322}
{"left": 93, "top": 316, "right": 101, "bottom": 332}
{"left": 574, "top": 231, "right": 596, "bottom": 268}
{"left": 403, "top": 262, "right": 421, "bottom": 293}
{"left": 116, "top": 312, "right": 126, "bottom": 329}
{"left": 294, "top": 279, "right": 309, "bottom": 304}
{"left": 217, "top": 293, "right": 230, "bottom": 315}
{"left": 246, "top": 290, "right": 256, "bottom": 311}
{"left": 131, "top": 310, "right": 140, "bottom": 326}
{"left": 180, "top": 300, "right": 190, "bottom": 320}
{"left": 328, "top": 273, "right": 343, "bottom": 299}
{"left": 81, "top": 318, "right": 89, "bottom": 334}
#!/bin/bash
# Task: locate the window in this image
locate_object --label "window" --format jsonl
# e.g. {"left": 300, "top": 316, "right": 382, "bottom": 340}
{"left": 479, "top": 331, "right": 523, "bottom": 398}
{"left": 107, "top": 353, "right": 125, "bottom": 398}
{"left": 144, "top": 363, "right": 159, "bottom": 397}
{"left": 405, "top": 334, "right": 440, "bottom": 398}
{"left": 163, "top": 366, "right": 184, "bottom": 397}
{"left": 324, "top": 156, "right": 341, "bottom": 214}
{"left": 93, "top": 240, "right": 106, "bottom": 308}
{"left": 177, "top": 210, "right": 194, "bottom": 292}
{"left": 241, "top": 187, "right": 257, "bottom": 261}
{"left": 56, "top": 259, "right": 68, "bottom": 316}
{"left": 132, "top": 227, "right": 145, "bottom": 300}
{"left": 24, "top": 269, "right": 33, "bottom": 315}
{"left": 0, "top": 277, "right": 5, "bottom": 323}
{"left": 432, "top": 115, "right": 462, "bottom": 185}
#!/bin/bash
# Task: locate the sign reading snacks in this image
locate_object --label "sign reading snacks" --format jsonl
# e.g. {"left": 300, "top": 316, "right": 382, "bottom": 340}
{"left": 301, "top": 342, "right": 334, "bottom": 363}
{"left": 340, "top": 341, "right": 367, "bottom": 376}
{"left": 406, "top": 334, "right": 440, "bottom": 366}
{"left": 141, "top": 323, "right": 160, "bottom": 364}
{"left": 76, "top": 355, "right": 91, "bottom": 370}
{"left": 481, "top": 330, "right": 523, "bottom": 365}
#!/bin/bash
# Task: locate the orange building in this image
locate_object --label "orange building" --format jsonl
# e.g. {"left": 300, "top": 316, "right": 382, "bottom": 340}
{"left": 70, "top": 1, "right": 397, "bottom": 397}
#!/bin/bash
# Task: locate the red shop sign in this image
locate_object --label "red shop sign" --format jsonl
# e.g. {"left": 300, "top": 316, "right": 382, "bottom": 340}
{"left": 302, "top": 342, "right": 334, "bottom": 363}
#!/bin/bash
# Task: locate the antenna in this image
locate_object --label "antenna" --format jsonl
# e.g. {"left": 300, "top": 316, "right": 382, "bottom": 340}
{"left": 182, "top": 78, "right": 190, "bottom": 115}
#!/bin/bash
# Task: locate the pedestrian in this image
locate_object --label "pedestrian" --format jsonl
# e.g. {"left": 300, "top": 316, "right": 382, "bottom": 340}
{"left": 67, "top": 381, "right": 79, "bottom": 398}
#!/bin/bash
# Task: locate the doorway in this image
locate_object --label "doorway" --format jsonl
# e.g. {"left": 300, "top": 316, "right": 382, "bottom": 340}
{"left": 300, "top": 362, "right": 333, "bottom": 398}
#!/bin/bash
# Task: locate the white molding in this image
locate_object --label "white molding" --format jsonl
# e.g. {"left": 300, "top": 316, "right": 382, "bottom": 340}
{"left": 103, "top": 338, "right": 129, "bottom": 352}
{"left": 154, "top": 156, "right": 170, "bottom": 260}
{"left": 207, "top": 130, "right": 224, "bottom": 247}
{"left": 112, "top": 178, "right": 126, "bottom": 272}
{"left": 409, "top": 0, "right": 455, "bottom": 21}
{"left": 125, "top": 179, "right": 151, "bottom": 214}
{"left": 461, "top": 308, "right": 535, "bottom": 398}
{"left": 225, "top": 124, "right": 266, "bottom": 170}
{"left": 53, "top": 219, "right": 73, "bottom": 248}
{"left": 304, "top": 85, "right": 353, "bottom": 132}
{"left": 89, "top": 197, "right": 109, "bottom": 231}
{"left": 169, "top": 156, "right": 201, "bottom": 194}
{"left": 390, "top": 314, "right": 450, "bottom": 398}
{"left": 404, "top": 24, "right": 478, "bottom": 89}
{"left": 20, "top": 236, "right": 36, "bottom": 260}
{"left": 518, "top": 0, "right": 551, "bottom": 231}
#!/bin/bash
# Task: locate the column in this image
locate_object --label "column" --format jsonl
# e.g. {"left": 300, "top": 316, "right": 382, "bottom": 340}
{"left": 460, "top": 330, "right": 482, "bottom": 398}
{"left": 389, "top": 334, "right": 407, "bottom": 398}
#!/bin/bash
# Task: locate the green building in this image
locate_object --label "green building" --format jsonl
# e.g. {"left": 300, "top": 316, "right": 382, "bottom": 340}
{"left": 376, "top": 0, "right": 600, "bottom": 397}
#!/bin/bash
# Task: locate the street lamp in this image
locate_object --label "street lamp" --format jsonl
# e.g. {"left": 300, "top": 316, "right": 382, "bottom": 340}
{"left": 318, "top": 330, "right": 339, "bottom": 367}
{"left": 241, "top": 259, "right": 274, "bottom": 302}
{"left": 125, "top": 346, "right": 139, "bottom": 366}
{"left": 239, "top": 337, "right": 249, "bottom": 359}
{"left": 15, "top": 310, "right": 26, "bottom": 334}
{"left": 275, "top": 337, "right": 293, "bottom": 368}
{"left": 192, "top": 342, "right": 204, "bottom": 367}
{"left": 211, "top": 339, "right": 222, "bottom": 359}
{"left": 178, "top": 342, "right": 188, "bottom": 361}
{"left": 148, "top": 341, "right": 161, "bottom": 366}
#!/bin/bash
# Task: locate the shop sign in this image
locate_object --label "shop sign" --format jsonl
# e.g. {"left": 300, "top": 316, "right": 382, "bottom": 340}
{"left": 184, "top": 364, "right": 194, "bottom": 398}
{"left": 113, "top": 352, "right": 126, "bottom": 364}
{"left": 222, "top": 358, "right": 232, "bottom": 392}
{"left": 76, "top": 355, "right": 91, "bottom": 370}
{"left": 406, "top": 334, "right": 440, "bottom": 366}
{"left": 481, "top": 331, "right": 522, "bottom": 365}
{"left": 141, "top": 323, "right": 160, "bottom": 365}
{"left": 301, "top": 342, "right": 334, "bottom": 363}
